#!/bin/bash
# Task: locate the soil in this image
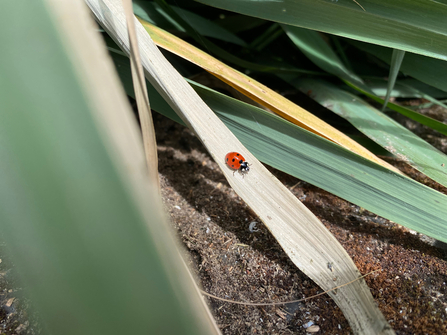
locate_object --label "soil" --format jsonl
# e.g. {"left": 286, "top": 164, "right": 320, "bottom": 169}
{"left": 1, "top": 103, "right": 447, "bottom": 335}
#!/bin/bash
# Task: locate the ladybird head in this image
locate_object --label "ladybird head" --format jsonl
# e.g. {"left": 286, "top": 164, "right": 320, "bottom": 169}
{"left": 240, "top": 161, "right": 250, "bottom": 173}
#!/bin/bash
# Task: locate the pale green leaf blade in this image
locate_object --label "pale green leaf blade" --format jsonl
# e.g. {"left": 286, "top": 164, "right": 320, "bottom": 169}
{"left": 345, "top": 80, "right": 447, "bottom": 136}
{"left": 111, "top": 51, "right": 447, "bottom": 243}
{"left": 193, "top": 84, "right": 447, "bottom": 243}
{"left": 351, "top": 40, "right": 447, "bottom": 93}
{"left": 366, "top": 78, "right": 447, "bottom": 99}
{"left": 294, "top": 78, "right": 447, "bottom": 187}
{"left": 382, "top": 49, "right": 405, "bottom": 111}
{"left": 196, "top": 0, "right": 447, "bottom": 60}
{"left": 280, "top": 26, "right": 447, "bottom": 135}
{"left": 366, "top": 79, "right": 447, "bottom": 110}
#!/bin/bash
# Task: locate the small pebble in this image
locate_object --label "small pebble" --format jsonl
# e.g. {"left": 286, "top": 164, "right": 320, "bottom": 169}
{"left": 306, "top": 325, "right": 320, "bottom": 333}
{"left": 303, "top": 321, "right": 314, "bottom": 329}
{"left": 248, "top": 222, "right": 259, "bottom": 233}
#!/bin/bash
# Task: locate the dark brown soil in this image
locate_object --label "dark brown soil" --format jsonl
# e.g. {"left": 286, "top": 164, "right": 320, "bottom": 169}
{"left": 156, "top": 110, "right": 447, "bottom": 335}
{"left": 0, "top": 244, "right": 41, "bottom": 335}
{"left": 1, "top": 103, "right": 446, "bottom": 335}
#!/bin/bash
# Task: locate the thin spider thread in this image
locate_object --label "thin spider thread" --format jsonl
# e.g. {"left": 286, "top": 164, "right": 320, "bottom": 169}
{"left": 200, "top": 269, "right": 380, "bottom": 306}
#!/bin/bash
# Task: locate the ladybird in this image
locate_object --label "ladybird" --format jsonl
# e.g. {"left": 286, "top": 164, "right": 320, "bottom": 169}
{"left": 225, "top": 152, "right": 250, "bottom": 174}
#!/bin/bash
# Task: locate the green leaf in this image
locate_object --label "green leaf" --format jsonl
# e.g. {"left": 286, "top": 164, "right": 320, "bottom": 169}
{"left": 196, "top": 0, "right": 447, "bottom": 61}
{"left": 133, "top": 1, "right": 247, "bottom": 46}
{"left": 249, "top": 23, "right": 283, "bottom": 51}
{"left": 351, "top": 40, "right": 447, "bottom": 93}
{"left": 346, "top": 80, "right": 447, "bottom": 136}
{"left": 281, "top": 24, "right": 366, "bottom": 88}
{"left": 382, "top": 49, "right": 405, "bottom": 111}
{"left": 279, "top": 26, "right": 447, "bottom": 136}
{"left": 365, "top": 78, "right": 447, "bottom": 99}
{"left": 365, "top": 78, "right": 447, "bottom": 111}
{"left": 135, "top": 1, "right": 320, "bottom": 74}
{"left": 294, "top": 78, "right": 447, "bottom": 188}
{"left": 0, "top": 2, "right": 216, "bottom": 334}
{"left": 214, "top": 13, "right": 267, "bottom": 33}
{"left": 111, "top": 51, "right": 447, "bottom": 243}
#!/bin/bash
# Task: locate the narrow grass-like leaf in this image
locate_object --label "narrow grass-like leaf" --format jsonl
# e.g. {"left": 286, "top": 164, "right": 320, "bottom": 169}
{"left": 134, "top": 7, "right": 311, "bottom": 74}
{"left": 382, "top": 49, "right": 405, "bottom": 111}
{"left": 135, "top": 18, "right": 399, "bottom": 172}
{"left": 0, "top": 1, "right": 219, "bottom": 334}
{"left": 249, "top": 22, "right": 282, "bottom": 51}
{"left": 121, "top": 0, "right": 159, "bottom": 191}
{"left": 397, "top": 82, "right": 447, "bottom": 110}
{"left": 351, "top": 40, "right": 447, "bottom": 93}
{"left": 281, "top": 26, "right": 447, "bottom": 136}
{"left": 365, "top": 78, "right": 444, "bottom": 99}
{"left": 196, "top": 0, "right": 447, "bottom": 61}
{"left": 396, "top": 79, "right": 447, "bottom": 99}
{"left": 366, "top": 79, "right": 447, "bottom": 111}
{"left": 133, "top": 1, "right": 246, "bottom": 46}
{"left": 281, "top": 24, "right": 366, "bottom": 88}
{"left": 331, "top": 35, "right": 354, "bottom": 72}
{"left": 366, "top": 80, "right": 421, "bottom": 98}
{"left": 346, "top": 80, "right": 447, "bottom": 136}
{"left": 111, "top": 50, "right": 447, "bottom": 245}
{"left": 294, "top": 78, "right": 447, "bottom": 187}
{"left": 365, "top": 78, "right": 447, "bottom": 109}
{"left": 93, "top": 1, "right": 395, "bottom": 332}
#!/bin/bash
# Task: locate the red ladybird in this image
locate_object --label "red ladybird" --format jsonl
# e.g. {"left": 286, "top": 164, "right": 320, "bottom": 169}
{"left": 225, "top": 152, "right": 250, "bottom": 174}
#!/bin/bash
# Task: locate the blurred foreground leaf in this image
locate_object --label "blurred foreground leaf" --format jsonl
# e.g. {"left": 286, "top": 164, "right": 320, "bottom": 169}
{"left": 0, "top": 1, "right": 219, "bottom": 334}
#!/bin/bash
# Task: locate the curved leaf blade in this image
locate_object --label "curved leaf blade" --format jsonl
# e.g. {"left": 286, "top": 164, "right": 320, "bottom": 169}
{"left": 111, "top": 51, "right": 447, "bottom": 243}
{"left": 98, "top": 2, "right": 395, "bottom": 332}
{"left": 351, "top": 40, "right": 447, "bottom": 93}
{"left": 196, "top": 0, "right": 447, "bottom": 61}
{"left": 280, "top": 26, "right": 447, "bottom": 136}
{"left": 136, "top": 18, "right": 400, "bottom": 172}
{"left": 346, "top": 80, "right": 447, "bottom": 136}
{"left": 295, "top": 78, "right": 447, "bottom": 188}
{"left": 382, "top": 49, "right": 405, "bottom": 111}
{"left": 281, "top": 24, "right": 365, "bottom": 88}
